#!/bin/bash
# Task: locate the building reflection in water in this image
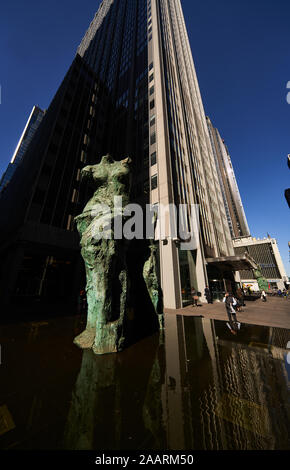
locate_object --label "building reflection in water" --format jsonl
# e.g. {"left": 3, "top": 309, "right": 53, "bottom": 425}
{"left": 63, "top": 315, "right": 290, "bottom": 450}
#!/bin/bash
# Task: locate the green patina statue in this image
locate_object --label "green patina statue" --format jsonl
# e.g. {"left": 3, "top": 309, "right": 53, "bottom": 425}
{"left": 143, "top": 243, "right": 164, "bottom": 329}
{"left": 254, "top": 266, "right": 269, "bottom": 292}
{"left": 74, "top": 154, "right": 163, "bottom": 355}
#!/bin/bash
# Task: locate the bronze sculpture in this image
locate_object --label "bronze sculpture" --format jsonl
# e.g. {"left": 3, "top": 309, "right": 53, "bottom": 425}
{"left": 74, "top": 154, "right": 163, "bottom": 355}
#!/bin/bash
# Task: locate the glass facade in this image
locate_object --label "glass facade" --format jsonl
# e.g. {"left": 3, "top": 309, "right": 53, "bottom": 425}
{"left": 0, "top": 106, "right": 44, "bottom": 195}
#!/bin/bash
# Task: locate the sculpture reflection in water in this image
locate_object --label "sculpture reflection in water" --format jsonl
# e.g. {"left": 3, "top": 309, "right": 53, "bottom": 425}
{"left": 63, "top": 332, "right": 166, "bottom": 450}
{"left": 74, "top": 154, "right": 163, "bottom": 355}
{"left": 64, "top": 316, "right": 290, "bottom": 450}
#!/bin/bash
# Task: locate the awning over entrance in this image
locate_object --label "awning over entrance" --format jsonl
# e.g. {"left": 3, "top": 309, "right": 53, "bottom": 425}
{"left": 206, "top": 253, "right": 258, "bottom": 271}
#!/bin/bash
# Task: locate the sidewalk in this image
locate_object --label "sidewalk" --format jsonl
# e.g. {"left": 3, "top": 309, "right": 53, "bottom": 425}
{"left": 165, "top": 296, "right": 290, "bottom": 329}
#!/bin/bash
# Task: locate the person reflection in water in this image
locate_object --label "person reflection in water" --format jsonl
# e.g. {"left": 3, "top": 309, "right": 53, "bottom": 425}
{"left": 223, "top": 292, "right": 238, "bottom": 335}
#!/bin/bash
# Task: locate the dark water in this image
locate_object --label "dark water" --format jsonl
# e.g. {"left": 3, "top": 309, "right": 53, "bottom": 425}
{"left": 0, "top": 314, "right": 289, "bottom": 450}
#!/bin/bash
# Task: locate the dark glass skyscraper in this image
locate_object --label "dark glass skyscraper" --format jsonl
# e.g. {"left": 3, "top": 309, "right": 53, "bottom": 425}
{"left": 0, "top": 106, "right": 44, "bottom": 195}
{"left": 0, "top": 0, "right": 152, "bottom": 310}
{"left": 0, "top": 0, "right": 255, "bottom": 312}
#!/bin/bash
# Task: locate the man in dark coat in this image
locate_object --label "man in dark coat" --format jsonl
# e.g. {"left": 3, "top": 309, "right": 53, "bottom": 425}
{"left": 204, "top": 286, "right": 213, "bottom": 304}
{"left": 236, "top": 287, "right": 245, "bottom": 311}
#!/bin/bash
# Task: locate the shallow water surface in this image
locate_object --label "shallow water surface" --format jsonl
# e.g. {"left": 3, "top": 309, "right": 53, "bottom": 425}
{"left": 0, "top": 314, "right": 289, "bottom": 449}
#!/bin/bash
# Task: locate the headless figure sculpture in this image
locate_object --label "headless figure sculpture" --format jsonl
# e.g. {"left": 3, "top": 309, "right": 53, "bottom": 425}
{"left": 74, "top": 154, "right": 131, "bottom": 354}
{"left": 74, "top": 154, "right": 163, "bottom": 355}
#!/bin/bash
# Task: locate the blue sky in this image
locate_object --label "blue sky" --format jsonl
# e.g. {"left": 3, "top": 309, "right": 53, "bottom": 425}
{"left": 0, "top": 0, "right": 289, "bottom": 274}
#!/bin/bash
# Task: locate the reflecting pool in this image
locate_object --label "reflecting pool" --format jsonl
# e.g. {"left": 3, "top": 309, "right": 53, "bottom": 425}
{"left": 0, "top": 314, "right": 289, "bottom": 449}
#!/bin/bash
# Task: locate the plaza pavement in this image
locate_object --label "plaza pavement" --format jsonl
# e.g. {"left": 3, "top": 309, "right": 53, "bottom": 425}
{"left": 165, "top": 296, "right": 290, "bottom": 329}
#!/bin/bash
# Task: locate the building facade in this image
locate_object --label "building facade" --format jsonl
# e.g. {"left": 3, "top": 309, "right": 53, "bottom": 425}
{"left": 207, "top": 116, "right": 250, "bottom": 239}
{"left": 0, "top": 0, "right": 256, "bottom": 311}
{"left": 233, "top": 235, "right": 288, "bottom": 291}
{"left": 0, "top": 106, "right": 44, "bottom": 195}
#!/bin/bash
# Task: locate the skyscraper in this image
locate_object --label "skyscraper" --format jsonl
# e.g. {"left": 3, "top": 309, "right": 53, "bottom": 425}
{"left": 0, "top": 106, "right": 44, "bottom": 195}
{"left": 207, "top": 116, "right": 250, "bottom": 238}
{"left": 0, "top": 0, "right": 255, "bottom": 311}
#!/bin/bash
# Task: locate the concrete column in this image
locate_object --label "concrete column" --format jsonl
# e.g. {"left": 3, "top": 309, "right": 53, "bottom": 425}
{"left": 234, "top": 271, "right": 241, "bottom": 285}
{"left": 195, "top": 241, "right": 207, "bottom": 303}
{"left": 160, "top": 239, "right": 182, "bottom": 309}
{"left": 151, "top": 0, "right": 181, "bottom": 309}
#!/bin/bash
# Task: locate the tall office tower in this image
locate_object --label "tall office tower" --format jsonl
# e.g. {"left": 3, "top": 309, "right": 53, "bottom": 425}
{"left": 0, "top": 0, "right": 255, "bottom": 311}
{"left": 0, "top": 106, "right": 44, "bottom": 195}
{"left": 207, "top": 116, "right": 250, "bottom": 238}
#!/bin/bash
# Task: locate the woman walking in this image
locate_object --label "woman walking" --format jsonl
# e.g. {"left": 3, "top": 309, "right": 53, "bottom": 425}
{"left": 223, "top": 292, "right": 238, "bottom": 334}
{"left": 261, "top": 290, "right": 267, "bottom": 302}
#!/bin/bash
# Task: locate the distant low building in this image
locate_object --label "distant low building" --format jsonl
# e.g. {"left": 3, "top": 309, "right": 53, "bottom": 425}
{"left": 233, "top": 235, "right": 288, "bottom": 291}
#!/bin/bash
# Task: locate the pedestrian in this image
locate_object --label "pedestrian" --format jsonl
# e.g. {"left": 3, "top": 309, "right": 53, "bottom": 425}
{"left": 191, "top": 287, "right": 199, "bottom": 307}
{"left": 236, "top": 287, "right": 245, "bottom": 311}
{"left": 204, "top": 286, "right": 213, "bottom": 304}
{"left": 223, "top": 292, "right": 238, "bottom": 333}
{"left": 261, "top": 290, "right": 267, "bottom": 302}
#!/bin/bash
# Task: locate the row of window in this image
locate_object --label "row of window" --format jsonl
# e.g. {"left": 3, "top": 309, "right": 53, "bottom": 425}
{"left": 148, "top": 58, "right": 157, "bottom": 191}
{"left": 148, "top": 0, "right": 152, "bottom": 41}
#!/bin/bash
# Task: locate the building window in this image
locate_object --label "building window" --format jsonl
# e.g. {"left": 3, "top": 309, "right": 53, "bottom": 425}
{"left": 71, "top": 189, "right": 78, "bottom": 203}
{"left": 150, "top": 132, "right": 156, "bottom": 145}
{"left": 149, "top": 62, "right": 153, "bottom": 71}
{"left": 151, "top": 174, "right": 158, "bottom": 190}
{"left": 67, "top": 215, "right": 73, "bottom": 231}
{"left": 76, "top": 169, "right": 81, "bottom": 181}
{"left": 150, "top": 114, "right": 155, "bottom": 126}
{"left": 151, "top": 151, "right": 157, "bottom": 166}
{"left": 150, "top": 99, "right": 155, "bottom": 110}
{"left": 149, "top": 86, "right": 154, "bottom": 96}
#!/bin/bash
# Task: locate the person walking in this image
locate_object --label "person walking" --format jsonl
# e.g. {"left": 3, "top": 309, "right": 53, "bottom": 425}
{"left": 191, "top": 287, "right": 199, "bottom": 307}
{"left": 223, "top": 292, "right": 238, "bottom": 333}
{"left": 204, "top": 286, "right": 213, "bottom": 304}
{"left": 261, "top": 290, "right": 267, "bottom": 302}
{"left": 236, "top": 287, "right": 245, "bottom": 311}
